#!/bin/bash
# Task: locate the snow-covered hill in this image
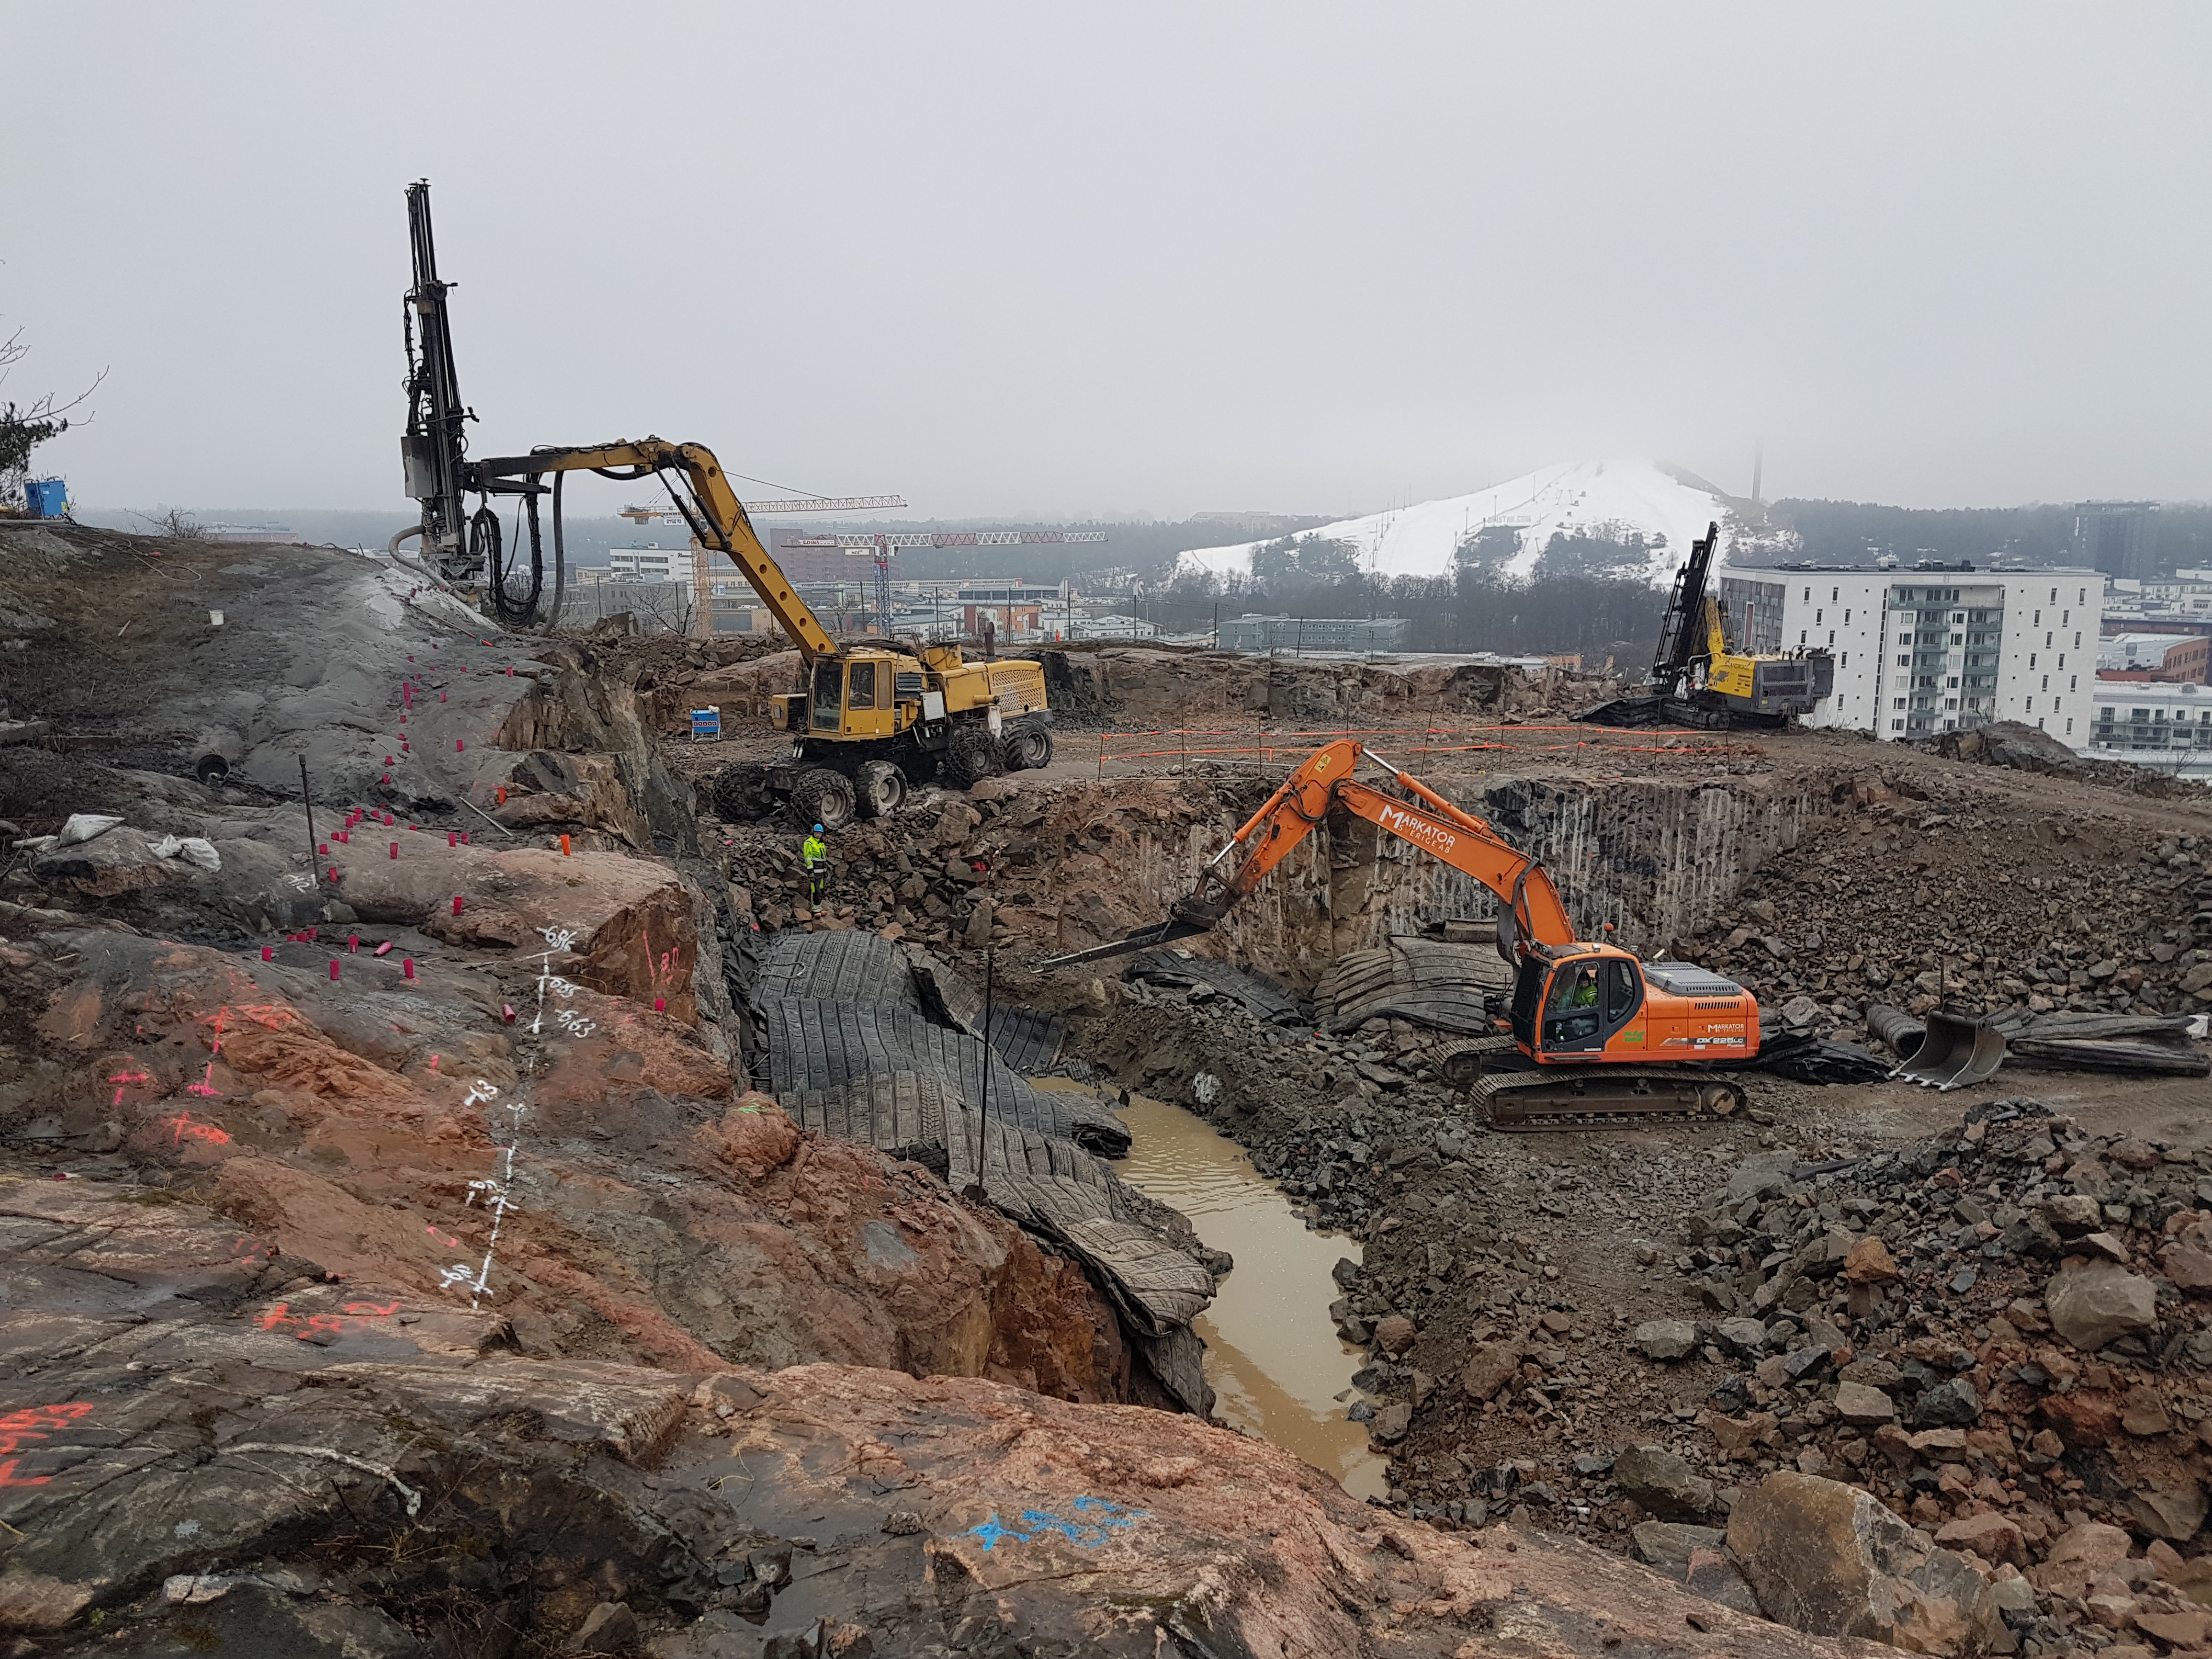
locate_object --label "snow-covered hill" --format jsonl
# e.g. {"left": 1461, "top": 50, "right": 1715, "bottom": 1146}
{"left": 1177, "top": 460, "right": 1781, "bottom": 589}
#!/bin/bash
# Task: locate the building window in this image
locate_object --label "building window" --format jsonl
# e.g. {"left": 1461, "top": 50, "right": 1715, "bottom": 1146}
{"left": 1800, "top": 630, "right": 1807, "bottom": 645}
{"left": 1803, "top": 588, "right": 1811, "bottom": 601}
{"left": 1831, "top": 587, "right": 1839, "bottom": 602}
{"left": 1897, "top": 655, "right": 1910, "bottom": 668}
{"left": 2024, "top": 697, "right": 2034, "bottom": 712}
{"left": 2041, "top": 675, "right": 2049, "bottom": 691}
{"left": 2077, "top": 588, "right": 2086, "bottom": 603}
{"left": 2034, "top": 610, "right": 2041, "bottom": 625}
{"left": 1828, "top": 630, "right": 1835, "bottom": 646}
{"left": 1892, "top": 719, "right": 1905, "bottom": 731}
{"left": 2057, "top": 654, "right": 2064, "bottom": 669}
{"left": 2029, "top": 653, "right": 2036, "bottom": 669}
{"left": 1844, "top": 610, "right": 1851, "bottom": 624}
{"left": 1816, "top": 609, "right": 1823, "bottom": 624}
{"left": 2045, "top": 631, "right": 2052, "bottom": 647}
{"left": 2074, "top": 632, "right": 2081, "bottom": 648}
{"left": 2066, "top": 718, "right": 2074, "bottom": 735}
{"left": 1894, "top": 697, "right": 1906, "bottom": 710}
{"left": 2070, "top": 675, "right": 2076, "bottom": 691}
{"left": 2061, "top": 611, "right": 2068, "bottom": 625}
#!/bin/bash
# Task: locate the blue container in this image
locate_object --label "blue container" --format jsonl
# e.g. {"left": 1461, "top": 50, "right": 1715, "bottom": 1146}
{"left": 26, "top": 479, "right": 67, "bottom": 518}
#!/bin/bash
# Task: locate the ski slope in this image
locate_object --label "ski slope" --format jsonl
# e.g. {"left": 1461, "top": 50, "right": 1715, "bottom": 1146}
{"left": 1178, "top": 460, "right": 1754, "bottom": 588}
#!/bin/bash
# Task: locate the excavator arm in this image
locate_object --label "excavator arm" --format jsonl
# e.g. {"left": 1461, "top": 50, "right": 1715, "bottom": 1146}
{"left": 471, "top": 439, "right": 839, "bottom": 661}
{"left": 1044, "top": 740, "right": 1577, "bottom": 967}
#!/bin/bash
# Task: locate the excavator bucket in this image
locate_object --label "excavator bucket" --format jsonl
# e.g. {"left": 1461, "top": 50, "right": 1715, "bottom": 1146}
{"left": 1892, "top": 1010, "right": 2007, "bottom": 1091}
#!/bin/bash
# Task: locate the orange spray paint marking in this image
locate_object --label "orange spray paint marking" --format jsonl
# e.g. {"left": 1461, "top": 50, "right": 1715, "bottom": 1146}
{"left": 108, "top": 1065, "right": 151, "bottom": 1108}
{"left": 0, "top": 1401, "right": 95, "bottom": 1485}
{"left": 185, "top": 1061, "right": 221, "bottom": 1099}
{"left": 166, "top": 1111, "right": 232, "bottom": 1148}
{"left": 427, "top": 1224, "right": 462, "bottom": 1249}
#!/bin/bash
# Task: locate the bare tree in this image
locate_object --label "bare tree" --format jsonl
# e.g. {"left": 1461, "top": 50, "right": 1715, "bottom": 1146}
{"left": 128, "top": 505, "right": 208, "bottom": 540}
{"left": 0, "top": 326, "right": 105, "bottom": 506}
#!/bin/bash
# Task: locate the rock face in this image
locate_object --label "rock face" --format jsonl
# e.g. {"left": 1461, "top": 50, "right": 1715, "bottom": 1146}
{"left": 1612, "top": 1445, "right": 1713, "bottom": 1521}
{"left": 1728, "top": 1472, "right": 1998, "bottom": 1655}
{"left": 0, "top": 1183, "right": 1903, "bottom": 1656}
{"left": 2045, "top": 1259, "right": 2159, "bottom": 1351}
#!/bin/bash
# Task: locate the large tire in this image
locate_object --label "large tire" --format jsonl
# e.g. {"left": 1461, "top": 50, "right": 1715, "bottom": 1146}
{"left": 789, "top": 766, "right": 857, "bottom": 832}
{"left": 944, "top": 729, "right": 1005, "bottom": 789}
{"left": 854, "top": 760, "right": 907, "bottom": 820}
{"left": 710, "top": 761, "right": 775, "bottom": 822}
{"left": 1004, "top": 723, "right": 1054, "bottom": 771}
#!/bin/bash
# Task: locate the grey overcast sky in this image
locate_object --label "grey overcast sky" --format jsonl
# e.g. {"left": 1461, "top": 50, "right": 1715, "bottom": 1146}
{"left": 6, "top": 3, "right": 2208, "bottom": 522}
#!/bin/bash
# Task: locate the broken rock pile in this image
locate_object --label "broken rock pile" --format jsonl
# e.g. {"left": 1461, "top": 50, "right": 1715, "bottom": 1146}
{"left": 1601, "top": 1099, "right": 2212, "bottom": 1652}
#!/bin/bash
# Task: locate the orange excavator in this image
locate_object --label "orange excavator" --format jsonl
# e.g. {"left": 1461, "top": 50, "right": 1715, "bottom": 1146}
{"left": 1046, "top": 740, "right": 1761, "bottom": 1128}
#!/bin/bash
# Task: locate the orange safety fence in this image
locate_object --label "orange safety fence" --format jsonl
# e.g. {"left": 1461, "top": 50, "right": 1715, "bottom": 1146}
{"left": 1091, "top": 725, "right": 1740, "bottom": 776}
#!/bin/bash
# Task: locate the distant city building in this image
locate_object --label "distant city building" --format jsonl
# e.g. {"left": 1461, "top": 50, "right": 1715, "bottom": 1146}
{"left": 607, "top": 544, "right": 684, "bottom": 583}
{"left": 204, "top": 523, "right": 299, "bottom": 543}
{"left": 2088, "top": 680, "right": 2212, "bottom": 771}
{"left": 1770, "top": 567, "right": 2103, "bottom": 744}
{"left": 1218, "top": 614, "right": 1412, "bottom": 653}
{"left": 2098, "top": 632, "right": 2210, "bottom": 684}
{"left": 2074, "top": 501, "right": 2159, "bottom": 583}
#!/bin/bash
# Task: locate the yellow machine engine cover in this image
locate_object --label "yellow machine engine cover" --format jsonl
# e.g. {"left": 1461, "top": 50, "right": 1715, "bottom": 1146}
{"left": 769, "top": 693, "right": 801, "bottom": 731}
{"left": 983, "top": 660, "right": 1047, "bottom": 714}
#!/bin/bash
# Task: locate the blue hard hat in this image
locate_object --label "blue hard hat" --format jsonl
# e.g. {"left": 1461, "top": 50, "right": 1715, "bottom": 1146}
{"left": 812, "top": 823, "right": 824, "bottom": 833}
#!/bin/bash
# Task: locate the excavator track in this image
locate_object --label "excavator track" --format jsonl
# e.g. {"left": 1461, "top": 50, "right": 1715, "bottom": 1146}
{"left": 1436, "top": 1034, "right": 1520, "bottom": 1090}
{"left": 1469, "top": 1067, "right": 1747, "bottom": 1131}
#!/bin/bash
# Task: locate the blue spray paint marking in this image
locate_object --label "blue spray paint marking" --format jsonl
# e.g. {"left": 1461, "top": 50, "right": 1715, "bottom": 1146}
{"left": 967, "top": 1497, "right": 1148, "bottom": 1551}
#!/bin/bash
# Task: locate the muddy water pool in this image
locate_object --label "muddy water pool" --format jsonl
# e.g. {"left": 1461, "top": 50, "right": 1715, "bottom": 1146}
{"left": 1110, "top": 1092, "right": 1390, "bottom": 1499}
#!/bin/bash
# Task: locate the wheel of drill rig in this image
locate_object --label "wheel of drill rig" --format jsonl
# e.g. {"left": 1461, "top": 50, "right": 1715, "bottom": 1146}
{"left": 788, "top": 766, "right": 857, "bottom": 832}
{"left": 854, "top": 760, "right": 907, "bottom": 820}
{"left": 710, "top": 761, "right": 775, "bottom": 822}
{"left": 1003, "top": 723, "right": 1054, "bottom": 771}
{"left": 944, "top": 729, "right": 1005, "bottom": 788}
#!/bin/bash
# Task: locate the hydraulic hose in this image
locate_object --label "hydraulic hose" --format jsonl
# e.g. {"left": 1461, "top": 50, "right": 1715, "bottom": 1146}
{"left": 548, "top": 470, "right": 567, "bottom": 631}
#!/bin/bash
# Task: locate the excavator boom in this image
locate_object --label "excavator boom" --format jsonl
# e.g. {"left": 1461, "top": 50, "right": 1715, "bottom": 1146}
{"left": 1044, "top": 739, "right": 1575, "bottom": 966}
{"left": 471, "top": 439, "right": 839, "bottom": 661}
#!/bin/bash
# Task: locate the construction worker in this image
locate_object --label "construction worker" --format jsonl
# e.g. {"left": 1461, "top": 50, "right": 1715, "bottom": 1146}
{"left": 801, "top": 823, "right": 828, "bottom": 907}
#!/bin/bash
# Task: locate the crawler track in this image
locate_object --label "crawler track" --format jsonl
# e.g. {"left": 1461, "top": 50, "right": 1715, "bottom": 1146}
{"left": 1439, "top": 1036, "right": 1747, "bottom": 1131}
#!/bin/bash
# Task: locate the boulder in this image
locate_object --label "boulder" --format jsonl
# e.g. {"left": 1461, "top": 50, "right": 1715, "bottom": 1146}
{"left": 2046, "top": 1261, "right": 2158, "bottom": 1351}
{"left": 1613, "top": 1445, "right": 1713, "bottom": 1521}
{"left": 1634, "top": 1319, "right": 1701, "bottom": 1361}
{"left": 1368, "top": 1402, "right": 1413, "bottom": 1444}
{"left": 1842, "top": 1236, "right": 1901, "bottom": 1284}
{"left": 1728, "top": 1471, "right": 1999, "bottom": 1654}
{"left": 1630, "top": 1520, "right": 1726, "bottom": 1576}
{"left": 566, "top": 1601, "right": 639, "bottom": 1653}
{"left": 1460, "top": 1340, "right": 1523, "bottom": 1402}
{"left": 2138, "top": 1610, "right": 2212, "bottom": 1650}
{"left": 2129, "top": 1482, "right": 2207, "bottom": 1543}
{"left": 1372, "top": 1313, "right": 1417, "bottom": 1357}
{"left": 1714, "top": 1316, "right": 1770, "bottom": 1357}
{"left": 2161, "top": 1243, "right": 2212, "bottom": 1296}
{"left": 2044, "top": 1193, "right": 2104, "bottom": 1236}
{"left": 1911, "top": 1379, "right": 1982, "bottom": 1427}
{"left": 2120, "top": 1385, "right": 2172, "bottom": 1437}
{"left": 2044, "top": 1521, "right": 2134, "bottom": 1576}
{"left": 1933, "top": 1512, "right": 2027, "bottom": 1567}
{"left": 1834, "top": 1381, "right": 1897, "bottom": 1428}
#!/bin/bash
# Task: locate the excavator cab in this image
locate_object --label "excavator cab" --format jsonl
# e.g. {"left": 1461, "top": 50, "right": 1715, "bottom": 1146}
{"left": 1510, "top": 950, "right": 1646, "bottom": 1058}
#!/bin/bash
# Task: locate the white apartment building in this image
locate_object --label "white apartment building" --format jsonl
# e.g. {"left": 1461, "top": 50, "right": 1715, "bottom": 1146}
{"left": 1718, "top": 566, "right": 2104, "bottom": 746}
{"left": 607, "top": 544, "right": 684, "bottom": 583}
{"left": 2087, "top": 680, "right": 2212, "bottom": 776}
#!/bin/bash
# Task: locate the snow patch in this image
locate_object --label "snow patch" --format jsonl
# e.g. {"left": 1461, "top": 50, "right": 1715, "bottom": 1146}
{"left": 1178, "top": 460, "right": 1771, "bottom": 590}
